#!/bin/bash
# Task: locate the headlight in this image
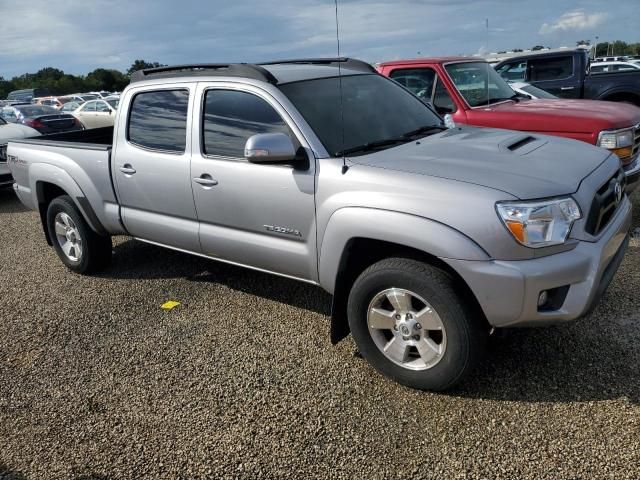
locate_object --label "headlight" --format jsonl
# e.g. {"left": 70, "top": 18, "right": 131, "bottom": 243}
{"left": 598, "top": 128, "right": 635, "bottom": 160}
{"left": 496, "top": 198, "right": 581, "bottom": 248}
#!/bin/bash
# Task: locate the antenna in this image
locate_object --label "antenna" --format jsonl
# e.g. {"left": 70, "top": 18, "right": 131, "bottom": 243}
{"left": 486, "top": 18, "right": 490, "bottom": 108}
{"left": 334, "top": 0, "right": 348, "bottom": 174}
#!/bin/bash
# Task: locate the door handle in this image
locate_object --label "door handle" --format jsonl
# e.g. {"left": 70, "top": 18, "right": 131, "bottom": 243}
{"left": 193, "top": 174, "right": 218, "bottom": 187}
{"left": 119, "top": 164, "right": 136, "bottom": 175}
{"left": 560, "top": 86, "right": 575, "bottom": 91}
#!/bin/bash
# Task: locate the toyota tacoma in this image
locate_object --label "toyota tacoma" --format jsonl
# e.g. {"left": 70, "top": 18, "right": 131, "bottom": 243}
{"left": 7, "top": 59, "right": 632, "bottom": 390}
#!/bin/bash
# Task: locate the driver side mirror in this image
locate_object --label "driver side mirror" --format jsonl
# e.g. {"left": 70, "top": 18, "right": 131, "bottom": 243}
{"left": 245, "top": 133, "right": 297, "bottom": 163}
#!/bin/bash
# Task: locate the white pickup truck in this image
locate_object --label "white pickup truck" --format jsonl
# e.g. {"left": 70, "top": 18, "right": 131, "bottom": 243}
{"left": 6, "top": 60, "right": 631, "bottom": 390}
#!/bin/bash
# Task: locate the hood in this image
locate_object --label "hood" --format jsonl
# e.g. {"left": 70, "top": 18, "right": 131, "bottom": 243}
{"left": 350, "top": 126, "right": 610, "bottom": 199}
{"left": 0, "top": 123, "right": 40, "bottom": 141}
{"left": 486, "top": 98, "right": 640, "bottom": 132}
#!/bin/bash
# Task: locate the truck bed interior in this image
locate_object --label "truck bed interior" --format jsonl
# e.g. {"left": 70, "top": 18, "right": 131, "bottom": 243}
{"left": 12, "top": 127, "right": 114, "bottom": 150}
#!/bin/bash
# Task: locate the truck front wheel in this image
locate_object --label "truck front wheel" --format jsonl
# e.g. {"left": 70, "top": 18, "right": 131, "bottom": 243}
{"left": 46, "top": 195, "right": 112, "bottom": 274}
{"left": 347, "top": 258, "right": 487, "bottom": 391}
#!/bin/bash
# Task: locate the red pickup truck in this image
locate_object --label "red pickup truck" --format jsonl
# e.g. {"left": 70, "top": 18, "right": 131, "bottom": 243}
{"left": 377, "top": 57, "right": 640, "bottom": 190}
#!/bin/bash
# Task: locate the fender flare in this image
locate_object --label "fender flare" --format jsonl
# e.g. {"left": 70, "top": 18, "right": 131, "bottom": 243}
{"left": 319, "top": 207, "right": 490, "bottom": 294}
{"left": 29, "top": 163, "right": 107, "bottom": 242}
{"left": 595, "top": 87, "right": 640, "bottom": 103}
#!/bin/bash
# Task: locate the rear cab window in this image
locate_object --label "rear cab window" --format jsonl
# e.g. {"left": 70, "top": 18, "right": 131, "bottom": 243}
{"left": 127, "top": 89, "right": 190, "bottom": 153}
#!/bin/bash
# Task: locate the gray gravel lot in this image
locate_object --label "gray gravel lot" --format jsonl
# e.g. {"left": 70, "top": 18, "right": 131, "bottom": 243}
{"left": 1, "top": 187, "right": 639, "bottom": 480}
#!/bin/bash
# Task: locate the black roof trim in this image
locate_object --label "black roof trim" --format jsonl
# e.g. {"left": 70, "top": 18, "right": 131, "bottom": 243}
{"left": 259, "top": 57, "right": 376, "bottom": 73}
{"left": 130, "top": 63, "right": 278, "bottom": 84}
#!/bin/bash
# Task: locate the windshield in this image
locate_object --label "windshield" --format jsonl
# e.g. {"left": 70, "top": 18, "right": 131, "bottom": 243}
{"left": 520, "top": 84, "right": 557, "bottom": 99}
{"left": 445, "top": 62, "right": 516, "bottom": 107}
{"left": 279, "top": 74, "right": 442, "bottom": 157}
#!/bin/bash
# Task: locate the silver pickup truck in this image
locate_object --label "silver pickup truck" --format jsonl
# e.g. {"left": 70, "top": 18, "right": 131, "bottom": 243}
{"left": 7, "top": 59, "right": 632, "bottom": 390}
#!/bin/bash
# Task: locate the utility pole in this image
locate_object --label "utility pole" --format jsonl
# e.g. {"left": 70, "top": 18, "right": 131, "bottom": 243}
{"left": 594, "top": 36, "right": 599, "bottom": 58}
{"left": 485, "top": 18, "right": 489, "bottom": 53}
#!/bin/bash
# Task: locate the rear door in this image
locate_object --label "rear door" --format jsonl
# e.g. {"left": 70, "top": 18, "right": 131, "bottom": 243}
{"left": 113, "top": 83, "right": 200, "bottom": 252}
{"left": 190, "top": 82, "right": 317, "bottom": 281}
{"left": 527, "top": 54, "right": 581, "bottom": 98}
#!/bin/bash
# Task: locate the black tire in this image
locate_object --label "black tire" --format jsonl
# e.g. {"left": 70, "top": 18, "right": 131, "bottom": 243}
{"left": 46, "top": 195, "right": 112, "bottom": 274}
{"left": 347, "top": 258, "right": 487, "bottom": 391}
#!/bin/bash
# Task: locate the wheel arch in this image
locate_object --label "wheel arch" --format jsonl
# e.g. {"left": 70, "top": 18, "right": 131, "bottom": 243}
{"left": 319, "top": 208, "right": 490, "bottom": 344}
{"left": 32, "top": 168, "right": 107, "bottom": 245}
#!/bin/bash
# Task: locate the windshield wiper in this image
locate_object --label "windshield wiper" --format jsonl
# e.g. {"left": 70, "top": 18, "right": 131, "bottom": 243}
{"left": 486, "top": 95, "right": 520, "bottom": 105}
{"left": 401, "top": 124, "right": 448, "bottom": 139}
{"left": 335, "top": 137, "right": 408, "bottom": 157}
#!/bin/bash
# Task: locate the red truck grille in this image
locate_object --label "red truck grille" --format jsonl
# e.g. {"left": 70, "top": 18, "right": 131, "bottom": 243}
{"left": 584, "top": 169, "right": 626, "bottom": 236}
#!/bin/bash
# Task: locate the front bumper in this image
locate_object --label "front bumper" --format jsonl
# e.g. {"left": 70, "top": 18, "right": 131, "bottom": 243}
{"left": 0, "top": 162, "right": 12, "bottom": 187}
{"left": 445, "top": 196, "right": 632, "bottom": 327}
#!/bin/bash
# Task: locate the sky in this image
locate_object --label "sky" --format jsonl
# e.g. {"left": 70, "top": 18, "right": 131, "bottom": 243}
{"left": 0, "top": 0, "right": 637, "bottom": 78}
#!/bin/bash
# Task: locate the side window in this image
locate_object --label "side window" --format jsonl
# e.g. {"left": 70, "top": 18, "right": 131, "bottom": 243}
{"left": 433, "top": 78, "right": 457, "bottom": 114}
{"left": 127, "top": 89, "right": 189, "bottom": 153}
{"left": 202, "top": 89, "right": 297, "bottom": 159}
{"left": 496, "top": 61, "right": 527, "bottom": 81}
{"left": 389, "top": 68, "right": 436, "bottom": 99}
{"left": 96, "top": 101, "right": 110, "bottom": 112}
{"left": 529, "top": 56, "right": 573, "bottom": 81}
{"left": 83, "top": 101, "right": 97, "bottom": 112}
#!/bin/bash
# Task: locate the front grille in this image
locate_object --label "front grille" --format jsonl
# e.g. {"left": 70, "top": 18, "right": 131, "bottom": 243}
{"left": 0, "top": 144, "right": 7, "bottom": 163}
{"left": 584, "top": 169, "right": 626, "bottom": 236}
{"left": 632, "top": 123, "right": 640, "bottom": 160}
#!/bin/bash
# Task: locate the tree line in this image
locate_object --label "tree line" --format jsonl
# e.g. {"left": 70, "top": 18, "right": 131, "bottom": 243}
{"left": 0, "top": 60, "right": 165, "bottom": 99}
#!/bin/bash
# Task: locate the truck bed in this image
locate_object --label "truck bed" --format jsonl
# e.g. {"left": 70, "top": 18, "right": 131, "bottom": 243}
{"left": 10, "top": 126, "right": 113, "bottom": 150}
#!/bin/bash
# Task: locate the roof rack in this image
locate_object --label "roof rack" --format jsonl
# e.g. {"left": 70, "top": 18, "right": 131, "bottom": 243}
{"left": 259, "top": 57, "right": 376, "bottom": 73}
{"left": 130, "top": 63, "right": 278, "bottom": 84}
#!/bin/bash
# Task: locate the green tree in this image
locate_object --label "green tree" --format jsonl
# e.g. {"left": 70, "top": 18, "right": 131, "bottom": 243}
{"left": 126, "top": 60, "right": 166, "bottom": 76}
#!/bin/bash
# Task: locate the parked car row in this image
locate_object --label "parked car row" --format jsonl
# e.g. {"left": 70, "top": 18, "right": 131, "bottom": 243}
{"left": 5, "top": 58, "right": 637, "bottom": 392}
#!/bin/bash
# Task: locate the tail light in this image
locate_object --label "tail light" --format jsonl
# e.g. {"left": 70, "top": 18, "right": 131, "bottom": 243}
{"left": 24, "top": 118, "right": 44, "bottom": 129}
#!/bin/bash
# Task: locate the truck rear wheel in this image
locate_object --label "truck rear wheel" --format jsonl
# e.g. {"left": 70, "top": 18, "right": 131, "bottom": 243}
{"left": 347, "top": 258, "right": 487, "bottom": 391}
{"left": 46, "top": 195, "right": 112, "bottom": 274}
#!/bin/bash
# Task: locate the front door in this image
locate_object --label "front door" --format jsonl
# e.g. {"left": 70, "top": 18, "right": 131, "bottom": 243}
{"left": 113, "top": 84, "right": 200, "bottom": 252}
{"left": 190, "top": 83, "right": 317, "bottom": 281}
{"left": 94, "top": 101, "right": 115, "bottom": 128}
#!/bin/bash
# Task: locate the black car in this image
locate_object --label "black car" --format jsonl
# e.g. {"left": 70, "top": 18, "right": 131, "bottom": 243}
{"left": 0, "top": 104, "right": 84, "bottom": 134}
{"left": 495, "top": 49, "right": 640, "bottom": 106}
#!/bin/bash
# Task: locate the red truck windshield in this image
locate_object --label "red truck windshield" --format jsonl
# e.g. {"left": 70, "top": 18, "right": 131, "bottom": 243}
{"left": 280, "top": 74, "right": 443, "bottom": 157}
{"left": 445, "top": 62, "right": 516, "bottom": 107}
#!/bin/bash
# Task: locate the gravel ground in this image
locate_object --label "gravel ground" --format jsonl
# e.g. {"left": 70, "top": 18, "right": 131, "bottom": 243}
{"left": 1, "top": 187, "right": 639, "bottom": 480}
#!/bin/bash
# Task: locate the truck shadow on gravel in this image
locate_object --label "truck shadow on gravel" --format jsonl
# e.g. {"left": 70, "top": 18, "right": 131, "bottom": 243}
{"left": 0, "top": 189, "right": 28, "bottom": 214}
{"left": 0, "top": 462, "right": 27, "bottom": 480}
{"left": 102, "top": 238, "right": 332, "bottom": 316}
{"left": 104, "top": 239, "right": 638, "bottom": 404}
{"left": 452, "top": 313, "right": 640, "bottom": 404}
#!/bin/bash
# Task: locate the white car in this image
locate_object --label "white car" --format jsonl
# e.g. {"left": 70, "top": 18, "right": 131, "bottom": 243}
{"left": 508, "top": 81, "right": 557, "bottom": 99}
{"left": 0, "top": 117, "right": 40, "bottom": 187}
{"left": 590, "top": 61, "right": 640, "bottom": 74}
{"left": 72, "top": 99, "right": 119, "bottom": 129}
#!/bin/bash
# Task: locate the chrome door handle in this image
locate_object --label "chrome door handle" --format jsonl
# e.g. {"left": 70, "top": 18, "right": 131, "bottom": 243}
{"left": 560, "top": 86, "right": 575, "bottom": 90}
{"left": 193, "top": 175, "right": 218, "bottom": 187}
{"left": 119, "top": 164, "right": 136, "bottom": 175}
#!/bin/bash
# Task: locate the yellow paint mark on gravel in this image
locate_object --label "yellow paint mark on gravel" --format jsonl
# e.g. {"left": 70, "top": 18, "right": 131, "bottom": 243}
{"left": 161, "top": 300, "right": 181, "bottom": 310}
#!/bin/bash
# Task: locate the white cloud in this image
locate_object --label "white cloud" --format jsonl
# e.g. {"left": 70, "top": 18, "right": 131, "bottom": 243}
{"left": 539, "top": 10, "right": 607, "bottom": 35}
